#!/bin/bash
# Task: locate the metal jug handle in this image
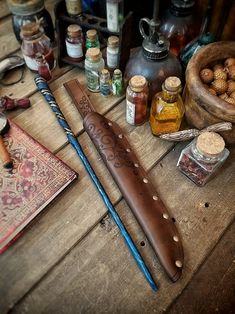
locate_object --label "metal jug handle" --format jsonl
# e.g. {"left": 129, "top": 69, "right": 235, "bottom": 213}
{"left": 139, "top": 18, "right": 151, "bottom": 40}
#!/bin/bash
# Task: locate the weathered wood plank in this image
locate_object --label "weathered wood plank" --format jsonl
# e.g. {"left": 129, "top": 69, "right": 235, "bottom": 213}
{"left": 0, "top": 99, "right": 173, "bottom": 313}
{"left": 168, "top": 220, "right": 235, "bottom": 314}
{"left": 10, "top": 144, "right": 235, "bottom": 314}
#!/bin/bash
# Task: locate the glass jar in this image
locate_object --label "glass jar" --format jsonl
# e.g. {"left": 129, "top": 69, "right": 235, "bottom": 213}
{"left": 159, "top": 0, "right": 201, "bottom": 56}
{"left": 126, "top": 75, "right": 148, "bottom": 126}
{"left": 7, "top": 0, "right": 54, "bottom": 43}
{"left": 106, "top": 0, "right": 124, "bottom": 32}
{"left": 85, "top": 29, "right": 100, "bottom": 50}
{"left": 112, "top": 69, "right": 123, "bottom": 96}
{"left": 100, "top": 69, "right": 111, "bottom": 96}
{"left": 150, "top": 76, "right": 184, "bottom": 135}
{"left": 20, "top": 22, "right": 54, "bottom": 71}
{"left": 65, "top": 0, "right": 82, "bottom": 17}
{"left": 177, "top": 132, "right": 230, "bottom": 186}
{"left": 65, "top": 24, "right": 85, "bottom": 61}
{"left": 107, "top": 36, "right": 119, "bottom": 69}
{"left": 35, "top": 52, "right": 51, "bottom": 81}
{"left": 85, "top": 47, "right": 105, "bottom": 92}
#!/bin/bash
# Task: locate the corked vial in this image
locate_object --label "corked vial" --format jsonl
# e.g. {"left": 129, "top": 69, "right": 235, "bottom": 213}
{"left": 65, "top": 24, "right": 84, "bottom": 61}
{"left": 85, "top": 47, "right": 105, "bottom": 92}
{"left": 85, "top": 29, "right": 100, "bottom": 49}
{"left": 126, "top": 75, "right": 149, "bottom": 126}
{"left": 107, "top": 36, "right": 119, "bottom": 69}
{"left": 177, "top": 131, "right": 230, "bottom": 186}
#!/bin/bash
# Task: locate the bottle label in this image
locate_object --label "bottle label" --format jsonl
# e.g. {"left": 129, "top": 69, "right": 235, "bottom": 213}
{"left": 126, "top": 100, "right": 135, "bottom": 125}
{"left": 23, "top": 55, "right": 38, "bottom": 71}
{"left": 100, "top": 82, "right": 111, "bottom": 96}
{"left": 85, "top": 69, "right": 100, "bottom": 92}
{"left": 107, "top": 50, "right": 118, "bottom": 69}
{"left": 106, "top": 2, "right": 119, "bottom": 32}
{"left": 66, "top": 41, "right": 83, "bottom": 58}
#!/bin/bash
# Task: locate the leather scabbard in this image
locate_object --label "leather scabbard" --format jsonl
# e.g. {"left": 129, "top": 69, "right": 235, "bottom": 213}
{"left": 64, "top": 79, "right": 184, "bottom": 282}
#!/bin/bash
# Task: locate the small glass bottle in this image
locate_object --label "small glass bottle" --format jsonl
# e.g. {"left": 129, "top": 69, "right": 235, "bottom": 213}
{"left": 106, "top": 0, "right": 124, "bottom": 32}
{"left": 150, "top": 76, "right": 184, "bottom": 135}
{"left": 107, "top": 36, "right": 119, "bottom": 69}
{"left": 20, "top": 22, "right": 54, "bottom": 71}
{"left": 112, "top": 69, "right": 123, "bottom": 96}
{"left": 65, "top": 24, "right": 85, "bottom": 61}
{"left": 177, "top": 132, "right": 230, "bottom": 186}
{"left": 65, "top": 0, "right": 82, "bottom": 17}
{"left": 35, "top": 52, "right": 51, "bottom": 81}
{"left": 100, "top": 69, "right": 111, "bottom": 96}
{"left": 85, "top": 29, "right": 100, "bottom": 50}
{"left": 85, "top": 47, "right": 105, "bottom": 92}
{"left": 126, "top": 75, "right": 148, "bottom": 126}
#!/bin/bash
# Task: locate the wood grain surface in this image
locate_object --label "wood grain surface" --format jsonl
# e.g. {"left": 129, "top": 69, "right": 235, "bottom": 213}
{"left": 0, "top": 1, "right": 234, "bottom": 314}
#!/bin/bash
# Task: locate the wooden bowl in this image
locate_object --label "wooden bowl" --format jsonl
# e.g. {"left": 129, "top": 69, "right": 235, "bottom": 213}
{"left": 184, "top": 41, "right": 235, "bottom": 144}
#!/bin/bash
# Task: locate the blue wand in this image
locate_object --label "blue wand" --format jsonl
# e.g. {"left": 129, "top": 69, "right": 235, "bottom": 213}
{"left": 34, "top": 75, "right": 157, "bottom": 291}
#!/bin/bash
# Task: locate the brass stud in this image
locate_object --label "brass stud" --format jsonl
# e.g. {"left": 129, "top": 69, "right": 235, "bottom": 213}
{"left": 143, "top": 178, "right": 148, "bottom": 183}
{"left": 118, "top": 134, "right": 123, "bottom": 139}
{"left": 126, "top": 148, "right": 131, "bottom": 152}
{"left": 134, "top": 163, "right": 139, "bottom": 168}
{"left": 108, "top": 122, "right": 112, "bottom": 126}
{"left": 163, "top": 213, "right": 169, "bottom": 219}
{"left": 173, "top": 236, "right": 179, "bottom": 242}
{"left": 153, "top": 195, "right": 158, "bottom": 201}
{"left": 175, "top": 260, "right": 182, "bottom": 268}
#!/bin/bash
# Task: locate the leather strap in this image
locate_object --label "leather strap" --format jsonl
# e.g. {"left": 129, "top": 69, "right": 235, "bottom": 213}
{"left": 64, "top": 79, "right": 184, "bottom": 282}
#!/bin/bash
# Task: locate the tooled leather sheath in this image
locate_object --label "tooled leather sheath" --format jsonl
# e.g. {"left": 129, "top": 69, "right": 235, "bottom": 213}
{"left": 64, "top": 79, "right": 184, "bottom": 282}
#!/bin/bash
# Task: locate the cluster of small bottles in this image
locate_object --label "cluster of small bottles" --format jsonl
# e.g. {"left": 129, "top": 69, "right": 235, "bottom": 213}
{"left": 125, "top": 75, "right": 185, "bottom": 132}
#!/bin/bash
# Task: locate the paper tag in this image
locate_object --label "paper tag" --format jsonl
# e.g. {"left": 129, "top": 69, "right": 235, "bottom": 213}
{"left": 126, "top": 100, "right": 135, "bottom": 125}
{"left": 66, "top": 41, "right": 83, "bottom": 58}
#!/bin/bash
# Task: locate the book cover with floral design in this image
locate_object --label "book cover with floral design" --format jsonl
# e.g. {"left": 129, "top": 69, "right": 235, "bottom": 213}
{"left": 0, "top": 121, "right": 78, "bottom": 252}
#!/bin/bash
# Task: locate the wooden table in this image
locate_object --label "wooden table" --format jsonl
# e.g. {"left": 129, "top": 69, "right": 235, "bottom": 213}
{"left": 0, "top": 2, "right": 235, "bottom": 313}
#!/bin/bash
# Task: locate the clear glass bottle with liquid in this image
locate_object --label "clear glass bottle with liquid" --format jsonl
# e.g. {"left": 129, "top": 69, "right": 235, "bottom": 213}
{"left": 112, "top": 69, "right": 123, "bottom": 96}
{"left": 100, "top": 69, "right": 111, "bottom": 96}
{"left": 85, "top": 47, "right": 105, "bottom": 92}
{"left": 126, "top": 75, "right": 148, "bottom": 126}
{"left": 150, "top": 76, "right": 184, "bottom": 135}
{"left": 177, "top": 132, "right": 230, "bottom": 186}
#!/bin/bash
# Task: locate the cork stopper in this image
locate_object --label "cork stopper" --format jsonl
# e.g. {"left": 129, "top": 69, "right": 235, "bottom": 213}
{"left": 108, "top": 36, "right": 119, "bottom": 48}
{"left": 129, "top": 75, "right": 147, "bottom": 92}
{"left": 21, "top": 22, "right": 40, "bottom": 37}
{"left": 86, "top": 47, "right": 101, "bottom": 61}
{"left": 164, "top": 76, "right": 181, "bottom": 92}
{"left": 101, "top": 69, "right": 109, "bottom": 75}
{"left": 86, "top": 29, "right": 97, "bottom": 41}
{"left": 67, "top": 24, "right": 82, "bottom": 37}
{"left": 196, "top": 132, "right": 225, "bottom": 157}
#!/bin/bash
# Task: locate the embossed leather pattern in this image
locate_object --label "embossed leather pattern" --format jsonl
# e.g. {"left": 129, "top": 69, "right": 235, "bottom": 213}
{"left": 64, "top": 79, "right": 184, "bottom": 282}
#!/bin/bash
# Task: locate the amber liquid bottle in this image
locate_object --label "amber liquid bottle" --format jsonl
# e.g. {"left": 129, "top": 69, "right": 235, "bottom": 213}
{"left": 150, "top": 76, "right": 184, "bottom": 135}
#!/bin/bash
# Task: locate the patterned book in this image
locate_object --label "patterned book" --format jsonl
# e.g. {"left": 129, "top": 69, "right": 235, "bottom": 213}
{"left": 0, "top": 121, "right": 78, "bottom": 253}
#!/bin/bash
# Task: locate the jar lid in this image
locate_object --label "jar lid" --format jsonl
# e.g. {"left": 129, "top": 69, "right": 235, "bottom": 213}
{"left": 7, "top": 0, "right": 44, "bottom": 15}
{"left": 86, "top": 29, "right": 97, "bottom": 41}
{"left": 164, "top": 76, "right": 181, "bottom": 92}
{"left": 67, "top": 24, "right": 82, "bottom": 37}
{"left": 196, "top": 132, "right": 225, "bottom": 157}
{"left": 108, "top": 36, "right": 119, "bottom": 48}
{"left": 86, "top": 47, "right": 101, "bottom": 61}
{"left": 129, "top": 75, "right": 146, "bottom": 92}
{"left": 20, "top": 22, "right": 40, "bottom": 38}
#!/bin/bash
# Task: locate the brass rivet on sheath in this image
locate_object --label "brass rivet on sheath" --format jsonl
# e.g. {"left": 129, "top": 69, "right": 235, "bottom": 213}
{"left": 143, "top": 178, "right": 148, "bottom": 183}
{"left": 126, "top": 148, "right": 131, "bottom": 152}
{"left": 153, "top": 195, "right": 158, "bottom": 200}
{"left": 175, "top": 260, "right": 182, "bottom": 268}
{"left": 108, "top": 122, "right": 112, "bottom": 126}
{"left": 118, "top": 134, "right": 123, "bottom": 139}
{"left": 173, "top": 236, "right": 179, "bottom": 242}
{"left": 163, "top": 213, "right": 169, "bottom": 219}
{"left": 134, "top": 163, "right": 139, "bottom": 167}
